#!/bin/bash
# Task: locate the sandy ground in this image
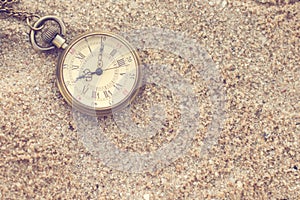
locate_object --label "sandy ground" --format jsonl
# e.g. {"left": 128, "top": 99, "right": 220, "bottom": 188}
{"left": 0, "top": 0, "right": 299, "bottom": 199}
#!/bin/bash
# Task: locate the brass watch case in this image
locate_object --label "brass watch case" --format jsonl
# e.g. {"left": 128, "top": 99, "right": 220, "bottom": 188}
{"left": 56, "top": 31, "right": 142, "bottom": 116}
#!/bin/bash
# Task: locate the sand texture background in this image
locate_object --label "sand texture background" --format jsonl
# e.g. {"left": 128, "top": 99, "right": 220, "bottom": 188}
{"left": 0, "top": 0, "right": 299, "bottom": 199}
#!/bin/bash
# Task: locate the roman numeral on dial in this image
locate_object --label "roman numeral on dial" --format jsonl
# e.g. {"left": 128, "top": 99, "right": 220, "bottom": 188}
{"left": 82, "top": 85, "right": 89, "bottom": 95}
{"left": 103, "top": 90, "right": 113, "bottom": 98}
{"left": 72, "top": 65, "right": 79, "bottom": 70}
{"left": 76, "top": 52, "right": 86, "bottom": 60}
{"left": 114, "top": 83, "right": 122, "bottom": 90}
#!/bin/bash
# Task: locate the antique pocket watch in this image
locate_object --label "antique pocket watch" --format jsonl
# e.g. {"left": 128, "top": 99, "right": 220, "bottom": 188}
{"left": 55, "top": 31, "right": 142, "bottom": 116}
{"left": 1, "top": 2, "right": 142, "bottom": 116}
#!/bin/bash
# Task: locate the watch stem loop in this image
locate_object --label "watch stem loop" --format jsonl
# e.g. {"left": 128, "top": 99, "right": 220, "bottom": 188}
{"left": 29, "top": 15, "right": 67, "bottom": 51}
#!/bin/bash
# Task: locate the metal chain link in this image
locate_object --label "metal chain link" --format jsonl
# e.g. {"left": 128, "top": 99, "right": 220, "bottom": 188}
{"left": 0, "top": 0, "right": 19, "bottom": 7}
{"left": 0, "top": 0, "right": 67, "bottom": 51}
{"left": 0, "top": 0, "right": 44, "bottom": 30}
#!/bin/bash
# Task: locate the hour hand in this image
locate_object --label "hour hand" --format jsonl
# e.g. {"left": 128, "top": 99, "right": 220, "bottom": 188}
{"left": 75, "top": 74, "right": 86, "bottom": 82}
{"left": 75, "top": 68, "right": 103, "bottom": 82}
{"left": 75, "top": 69, "right": 92, "bottom": 82}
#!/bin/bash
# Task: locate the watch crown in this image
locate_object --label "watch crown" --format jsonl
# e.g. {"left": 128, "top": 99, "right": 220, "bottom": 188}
{"left": 41, "top": 26, "right": 68, "bottom": 49}
{"left": 41, "top": 26, "right": 60, "bottom": 43}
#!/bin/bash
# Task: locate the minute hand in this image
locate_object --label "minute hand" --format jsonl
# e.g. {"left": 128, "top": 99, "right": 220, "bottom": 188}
{"left": 98, "top": 37, "right": 104, "bottom": 68}
{"left": 103, "top": 64, "right": 128, "bottom": 71}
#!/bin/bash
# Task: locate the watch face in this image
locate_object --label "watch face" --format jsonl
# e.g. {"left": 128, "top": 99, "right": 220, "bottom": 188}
{"left": 56, "top": 32, "right": 141, "bottom": 116}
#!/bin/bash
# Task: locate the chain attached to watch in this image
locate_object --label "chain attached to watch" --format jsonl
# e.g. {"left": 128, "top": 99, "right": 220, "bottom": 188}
{"left": 0, "top": 0, "right": 44, "bottom": 31}
{"left": 0, "top": 0, "right": 67, "bottom": 51}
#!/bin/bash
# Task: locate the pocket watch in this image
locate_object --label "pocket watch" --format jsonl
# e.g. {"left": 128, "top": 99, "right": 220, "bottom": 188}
{"left": 1, "top": 1, "right": 142, "bottom": 116}
{"left": 55, "top": 31, "right": 142, "bottom": 116}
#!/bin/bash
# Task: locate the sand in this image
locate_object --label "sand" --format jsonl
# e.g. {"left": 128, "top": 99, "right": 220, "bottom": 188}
{"left": 0, "top": 0, "right": 299, "bottom": 199}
